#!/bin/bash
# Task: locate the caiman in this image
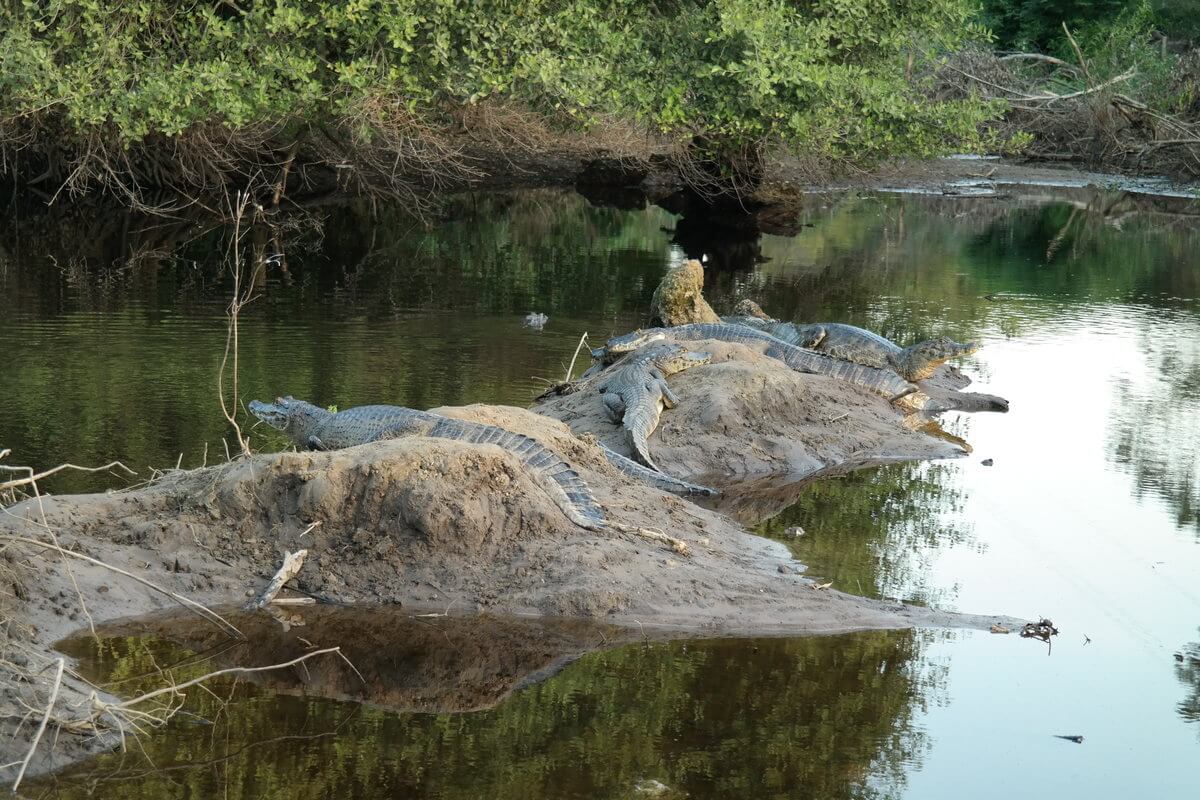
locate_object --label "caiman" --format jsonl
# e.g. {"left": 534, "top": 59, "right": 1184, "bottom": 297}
{"left": 249, "top": 397, "right": 607, "bottom": 530}
{"left": 601, "top": 323, "right": 920, "bottom": 403}
{"left": 250, "top": 397, "right": 715, "bottom": 528}
{"left": 724, "top": 316, "right": 980, "bottom": 382}
{"left": 598, "top": 342, "right": 711, "bottom": 471}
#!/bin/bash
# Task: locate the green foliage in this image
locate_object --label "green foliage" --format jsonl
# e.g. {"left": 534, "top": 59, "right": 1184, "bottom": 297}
{"left": 980, "top": 0, "right": 1200, "bottom": 51}
{"left": 1151, "top": 0, "right": 1200, "bottom": 42}
{"left": 979, "top": 0, "right": 1133, "bottom": 51}
{"left": 0, "top": 0, "right": 998, "bottom": 176}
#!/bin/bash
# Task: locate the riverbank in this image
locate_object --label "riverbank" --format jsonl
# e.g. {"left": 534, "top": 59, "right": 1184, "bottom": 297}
{"left": 1, "top": 387, "right": 1014, "bottom": 776}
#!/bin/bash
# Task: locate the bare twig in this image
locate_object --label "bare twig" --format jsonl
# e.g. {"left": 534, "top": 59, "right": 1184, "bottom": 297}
{"left": 11, "top": 657, "right": 63, "bottom": 792}
{"left": 998, "top": 52, "right": 1081, "bottom": 76}
{"left": 217, "top": 191, "right": 259, "bottom": 459}
{"left": 1062, "top": 23, "right": 1093, "bottom": 86}
{"left": 564, "top": 332, "right": 590, "bottom": 383}
{"left": 609, "top": 522, "right": 690, "bottom": 556}
{"left": 271, "top": 143, "right": 299, "bottom": 209}
{"left": 0, "top": 460, "right": 136, "bottom": 492}
{"left": 108, "top": 647, "right": 345, "bottom": 709}
{"left": 1042, "top": 70, "right": 1135, "bottom": 105}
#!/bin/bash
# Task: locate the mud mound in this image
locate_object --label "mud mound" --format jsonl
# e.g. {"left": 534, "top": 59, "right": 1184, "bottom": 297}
{"left": 536, "top": 340, "right": 968, "bottom": 480}
{"left": 0, "top": 404, "right": 1009, "bottom": 642}
{"left": 0, "top": 404, "right": 1016, "bottom": 773}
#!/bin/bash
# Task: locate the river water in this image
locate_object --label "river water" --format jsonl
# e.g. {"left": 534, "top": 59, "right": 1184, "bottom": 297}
{"left": 4, "top": 186, "right": 1198, "bottom": 797}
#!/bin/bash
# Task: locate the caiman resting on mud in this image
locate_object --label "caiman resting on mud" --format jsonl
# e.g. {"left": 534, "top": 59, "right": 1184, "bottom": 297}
{"left": 598, "top": 342, "right": 711, "bottom": 471}
{"left": 600, "top": 323, "right": 921, "bottom": 404}
{"left": 250, "top": 398, "right": 607, "bottom": 529}
{"left": 250, "top": 398, "right": 714, "bottom": 532}
{"left": 724, "top": 308, "right": 980, "bottom": 382}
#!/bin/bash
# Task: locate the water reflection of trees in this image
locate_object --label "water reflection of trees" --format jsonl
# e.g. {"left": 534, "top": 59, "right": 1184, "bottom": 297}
{"left": 756, "top": 462, "right": 971, "bottom": 606}
{"left": 704, "top": 190, "right": 1200, "bottom": 344}
{"left": 45, "top": 623, "right": 942, "bottom": 800}
{"left": 1177, "top": 637, "right": 1200, "bottom": 732}
{"left": 1107, "top": 325, "right": 1200, "bottom": 533}
{"left": 0, "top": 191, "right": 675, "bottom": 493}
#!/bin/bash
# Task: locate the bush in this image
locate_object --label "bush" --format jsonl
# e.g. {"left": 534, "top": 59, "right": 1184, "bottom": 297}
{"left": 0, "top": 1, "right": 1000, "bottom": 198}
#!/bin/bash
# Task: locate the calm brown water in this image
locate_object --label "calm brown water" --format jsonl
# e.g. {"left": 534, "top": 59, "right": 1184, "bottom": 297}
{"left": 6, "top": 186, "right": 1199, "bottom": 797}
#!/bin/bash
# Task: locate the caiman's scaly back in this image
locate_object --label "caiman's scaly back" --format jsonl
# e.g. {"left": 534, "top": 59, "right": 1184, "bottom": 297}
{"left": 250, "top": 397, "right": 605, "bottom": 530}
{"left": 721, "top": 317, "right": 979, "bottom": 382}
{"left": 605, "top": 323, "right": 919, "bottom": 402}
{"left": 598, "top": 342, "right": 710, "bottom": 472}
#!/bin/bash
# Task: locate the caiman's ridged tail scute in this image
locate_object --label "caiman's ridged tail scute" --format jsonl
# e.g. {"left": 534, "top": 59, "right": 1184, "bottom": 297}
{"left": 427, "top": 416, "right": 607, "bottom": 530}
{"left": 599, "top": 443, "right": 717, "bottom": 497}
{"left": 623, "top": 407, "right": 662, "bottom": 471}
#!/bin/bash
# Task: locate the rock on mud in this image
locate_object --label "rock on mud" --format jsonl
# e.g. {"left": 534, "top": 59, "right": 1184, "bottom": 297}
{"left": 651, "top": 259, "right": 721, "bottom": 326}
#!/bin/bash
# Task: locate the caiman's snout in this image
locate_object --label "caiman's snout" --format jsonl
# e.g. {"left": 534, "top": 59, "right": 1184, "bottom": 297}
{"left": 607, "top": 329, "right": 667, "bottom": 353}
{"left": 248, "top": 398, "right": 289, "bottom": 430}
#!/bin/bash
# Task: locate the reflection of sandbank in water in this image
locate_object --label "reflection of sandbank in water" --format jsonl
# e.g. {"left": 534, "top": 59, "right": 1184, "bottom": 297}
{"left": 47, "top": 624, "right": 942, "bottom": 800}
{"left": 62, "top": 608, "right": 644, "bottom": 715}
{"left": 696, "top": 434, "right": 966, "bottom": 530}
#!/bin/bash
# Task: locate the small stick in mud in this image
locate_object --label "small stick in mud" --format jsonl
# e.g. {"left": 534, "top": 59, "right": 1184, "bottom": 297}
{"left": 609, "top": 522, "right": 690, "bottom": 556}
{"left": 269, "top": 597, "right": 316, "bottom": 607}
{"left": 246, "top": 550, "right": 308, "bottom": 609}
{"left": 564, "top": 331, "right": 590, "bottom": 382}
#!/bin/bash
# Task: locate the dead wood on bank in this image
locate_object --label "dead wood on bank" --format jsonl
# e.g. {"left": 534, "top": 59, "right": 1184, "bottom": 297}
{"left": 935, "top": 39, "right": 1200, "bottom": 180}
{"left": 0, "top": 98, "right": 672, "bottom": 217}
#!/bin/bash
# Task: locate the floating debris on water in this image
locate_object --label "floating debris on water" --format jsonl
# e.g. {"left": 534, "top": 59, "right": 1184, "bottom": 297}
{"left": 634, "top": 778, "right": 672, "bottom": 795}
{"left": 1020, "top": 619, "right": 1059, "bottom": 643}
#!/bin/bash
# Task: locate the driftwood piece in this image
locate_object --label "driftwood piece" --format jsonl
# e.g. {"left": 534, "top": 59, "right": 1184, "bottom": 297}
{"left": 246, "top": 549, "right": 308, "bottom": 609}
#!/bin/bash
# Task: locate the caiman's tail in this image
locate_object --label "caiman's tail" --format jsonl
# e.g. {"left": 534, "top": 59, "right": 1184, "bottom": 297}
{"left": 774, "top": 346, "right": 918, "bottom": 401}
{"left": 427, "top": 416, "right": 607, "bottom": 530}
{"left": 622, "top": 406, "right": 663, "bottom": 472}
{"left": 599, "top": 443, "right": 717, "bottom": 497}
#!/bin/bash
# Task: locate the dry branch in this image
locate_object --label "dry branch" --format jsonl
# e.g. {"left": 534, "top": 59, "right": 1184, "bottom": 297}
{"left": 245, "top": 550, "right": 308, "bottom": 609}
{"left": 11, "top": 658, "right": 63, "bottom": 792}
{"left": 217, "top": 191, "right": 257, "bottom": 458}
{"left": 564, "top": 332, "right": 590, "bottom": 382}
{"left": 0, "top": 460, "right": 136, "bottom": 493}
{"left": 108, "top": 647, "right": 345, "bottom": 710}
{"left": 998, "top": 53, "right": 1081, "bottom": 75}
{"left": 610, "top": 522, "right": 690, "bottom": 556}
